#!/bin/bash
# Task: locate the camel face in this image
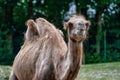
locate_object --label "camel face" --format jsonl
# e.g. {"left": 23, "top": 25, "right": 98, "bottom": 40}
{"left": 65, "top": 15, "right": 90, "bottom": 42}
{"left": 69, "top": 20, "right": 88, "bottom": 41}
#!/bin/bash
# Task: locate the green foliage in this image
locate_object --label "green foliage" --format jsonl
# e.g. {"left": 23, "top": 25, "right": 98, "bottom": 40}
{"left": 85, "top": 52, "right": 104, "bottom": 64}
{"left": 0, "top": 25, "right": 14, "bottom": 65}
{"left": 0, "top": 0, "right": 120, "bottom": 65}
{"left": 106, "top": 49, "right": 120, "bottom": 61}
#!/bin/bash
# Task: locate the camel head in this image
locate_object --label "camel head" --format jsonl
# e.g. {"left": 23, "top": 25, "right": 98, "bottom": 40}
{"left": 64, "top": 15, "right": 91, "bottom": 42}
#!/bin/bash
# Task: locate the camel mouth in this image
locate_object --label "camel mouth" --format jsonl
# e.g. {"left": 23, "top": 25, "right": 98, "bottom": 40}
{"left": 70, "top": 35, "right": 86, "bottom": 42}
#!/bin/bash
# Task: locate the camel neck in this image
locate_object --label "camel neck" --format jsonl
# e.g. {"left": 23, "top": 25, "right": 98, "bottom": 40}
{"left": 62, "top": 39, "right": 83, "bottom": 80}
{"left": 68, "top": 39, "right": 83, "bottom": 58}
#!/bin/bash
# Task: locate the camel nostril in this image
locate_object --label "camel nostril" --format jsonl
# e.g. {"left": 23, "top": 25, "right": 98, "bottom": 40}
{"left": 80, "top": 29, "right": 84, "bottom": 31}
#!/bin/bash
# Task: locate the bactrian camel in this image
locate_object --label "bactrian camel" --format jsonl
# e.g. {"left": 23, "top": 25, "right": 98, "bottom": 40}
{"left": 9, "top": 15, "right": 90, "bottom": 80}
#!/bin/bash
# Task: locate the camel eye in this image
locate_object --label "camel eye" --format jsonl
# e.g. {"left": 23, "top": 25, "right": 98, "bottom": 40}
{"left": 85, "top": 22, "right": 90, "bottom": 30}
{"left": 68, "top": 22, "right": 73, "bottom": 28}
{"left": 85, "top": 23, "right": 89, "bottom": 27}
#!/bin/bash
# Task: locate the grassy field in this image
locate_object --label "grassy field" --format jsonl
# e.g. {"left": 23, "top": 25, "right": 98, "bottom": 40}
{"left": 0, "top": 62, "right": 120, "bottom": 80}
{"left": 76, "top": 62, "right": 120, "bottom": 80}
{"left": 0, "top": 65, "right": 11, "bottom": 80}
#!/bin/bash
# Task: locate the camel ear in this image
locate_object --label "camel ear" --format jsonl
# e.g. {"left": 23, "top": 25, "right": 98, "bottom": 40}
{"left": 85, "top": 21, "right": 91, "bottom": 30}
{"left": 64, "top": 22, "right": 73, "bottom": 30}
{"left": 25, "top": 19, "right": 38, "bottom": 41}
{"left": 63, "top": 22, "right": 68, "bottom": 30}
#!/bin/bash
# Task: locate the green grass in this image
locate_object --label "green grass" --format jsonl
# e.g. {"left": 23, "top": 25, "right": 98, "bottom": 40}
{"left": 0, "top": 62, "right": 120, "bottom": 80}
{"left": 76, "top": 62, "right": 120, "bottom": 80}
{"left": 0, "top": 65, "right": 11, "bottom": 80}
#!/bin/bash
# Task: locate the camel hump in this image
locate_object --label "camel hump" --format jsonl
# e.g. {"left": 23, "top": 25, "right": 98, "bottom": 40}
{"left": 25, "top": 19, "right": 39, "bottom": 41}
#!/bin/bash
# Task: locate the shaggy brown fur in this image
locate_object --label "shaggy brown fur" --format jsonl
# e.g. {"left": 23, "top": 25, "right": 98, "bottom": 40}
{"left": 9, "top": 15, "right": 90, "bottom": 80}
{"left": 9, "top": 18, "right": 67, "bottom": 80}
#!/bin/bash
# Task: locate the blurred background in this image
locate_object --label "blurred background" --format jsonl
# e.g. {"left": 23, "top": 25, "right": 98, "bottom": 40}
{"left": 0, "top": 0, "right": 120, "bottom": 65}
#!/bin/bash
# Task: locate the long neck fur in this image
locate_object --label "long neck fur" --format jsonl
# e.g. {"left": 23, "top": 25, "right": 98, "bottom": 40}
{"left": 67, "top": 38, "right": 83, "bottom": 80}
{"left": 68, "top": 38, "right": 83, "bottom": 65}
{"left": 60, "top": 38, "right": 83, "bottom": 80}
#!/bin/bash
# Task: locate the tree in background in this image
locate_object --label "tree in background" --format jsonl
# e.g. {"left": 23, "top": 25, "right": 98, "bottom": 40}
{"left": 0, "top": 0, "right": 120, "bottom": 65}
